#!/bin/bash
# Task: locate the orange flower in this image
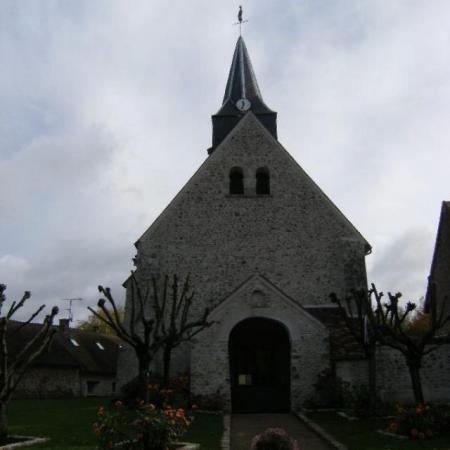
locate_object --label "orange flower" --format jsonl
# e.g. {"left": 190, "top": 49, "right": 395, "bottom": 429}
{"left": 389, "top": 422, "right": 398, "bottom": 432}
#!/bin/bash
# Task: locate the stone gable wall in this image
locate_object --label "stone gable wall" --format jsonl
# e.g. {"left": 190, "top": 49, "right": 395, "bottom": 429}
{"left": 118, "top": 113, "right": 369, "bottom": 400}
{"left": 135, "top": 114, "right": 368, "bottom": 315}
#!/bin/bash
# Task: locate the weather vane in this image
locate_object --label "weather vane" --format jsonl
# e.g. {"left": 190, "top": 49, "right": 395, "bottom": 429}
{"left": 234, "top": 6, "right": 248, "bottom": 36}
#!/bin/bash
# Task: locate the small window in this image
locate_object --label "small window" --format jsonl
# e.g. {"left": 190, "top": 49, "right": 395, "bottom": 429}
{"left": 87, "top": 380, "right": 99, "bottom": 396}
{"left": 96, "top": 342, "right": 105, "bottom": 350}
{"left": 70, "top": 338, "right": 80, "bottom": 347}
{"left": 256, "top": 168, "right": 270, "bottom": 195}
{"left": 229, "top": 167, "right": 244, "bottom": 195}
{"left": 238, "top": 374, "right": 253, "bottom": 386}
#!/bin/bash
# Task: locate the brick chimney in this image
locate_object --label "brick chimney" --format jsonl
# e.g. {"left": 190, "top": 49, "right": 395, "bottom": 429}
{"left": 59, "top": 318, "right": 70, "bottom": 333}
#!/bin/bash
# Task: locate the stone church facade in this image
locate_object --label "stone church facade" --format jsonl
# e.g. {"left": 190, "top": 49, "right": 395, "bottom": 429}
{"left": 117, "top": 37, "right": 450, "bottom": 411}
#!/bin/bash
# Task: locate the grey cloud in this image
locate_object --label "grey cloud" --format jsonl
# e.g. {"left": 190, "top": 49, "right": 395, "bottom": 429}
{"left": 1, "top": 1, "right": 449, "bottom": 323}
{"left": 368, "top": 227, "right": 435, "bottom": 303}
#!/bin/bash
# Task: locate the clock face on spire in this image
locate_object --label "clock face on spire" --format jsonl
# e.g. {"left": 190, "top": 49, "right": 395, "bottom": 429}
{"left": 236, "top": 98, "right": 251, "bottom": 112}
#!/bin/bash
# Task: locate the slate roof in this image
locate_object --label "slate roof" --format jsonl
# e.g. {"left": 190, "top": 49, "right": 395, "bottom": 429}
{"left": 7, "top": 321, "right": 120, "bottom": 375}
{"left": 217, "top": 36, "right": 275, "bottom": 116}
{"left": 304, "top": 306, "right": 366, "bottom": 360}
{"left": 211, "top": 37, "right": 277, "bottom": 149}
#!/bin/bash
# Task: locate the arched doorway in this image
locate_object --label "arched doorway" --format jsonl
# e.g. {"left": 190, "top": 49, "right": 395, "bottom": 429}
{"left": 229, "top": 318, "right": 290, "bottom": 413}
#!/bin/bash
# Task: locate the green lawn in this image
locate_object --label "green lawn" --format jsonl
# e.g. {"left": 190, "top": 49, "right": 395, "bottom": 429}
{"left": 7, "top": 398, "right": 223, "bottom": 450}
{"left": 306, "top": 411, "right": 450, "bottom": 450}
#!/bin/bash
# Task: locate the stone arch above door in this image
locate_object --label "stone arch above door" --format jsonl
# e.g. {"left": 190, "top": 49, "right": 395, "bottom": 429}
{"left": 190, "top": 274, "right": 331, "bottom": 412}
{"left": 209, "top": 274, "right": 327, "bottom": 342}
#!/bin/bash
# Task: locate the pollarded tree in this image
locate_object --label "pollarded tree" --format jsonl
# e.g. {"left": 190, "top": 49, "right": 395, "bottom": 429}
{"left": 333, "top": 283, "right": 450, "bottom": 405}
{"left": 89, "top": 276, "right": 162, "bottom": 393}
{"left": 330, "top": 289, "right": 378, "bottom": 415}
{"left": 150, "top": 274, "right": 215, "bottom": 387}
{"left": 371, "top": 282, "right": 449, "bottom": 404}
{"left": 89, "top": 272, "right": 214, "bottom": 391}
{"left": 0, "top": 284, "right": 59, "bottom": 442}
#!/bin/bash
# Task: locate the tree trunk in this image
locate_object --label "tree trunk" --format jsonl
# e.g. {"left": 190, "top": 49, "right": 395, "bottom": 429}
{"left": 137, "top": 354, "right": 151, "bottom": 402}
{"left": 137, "top": 356, "right": 151, "bottom": 450}
{"left": 162, "top": 346, "right": 172, "bottom": 388}
{"left": 0, "top": 402, "right": 8, "bottom": 443}
{"left": 408, "top": 364, "right": 425, "bottom": 404}
{"left": 368, "top": 350, "right": 377, "bottom": 415}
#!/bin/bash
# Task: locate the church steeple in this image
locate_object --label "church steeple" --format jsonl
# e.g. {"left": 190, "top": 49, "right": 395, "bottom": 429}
{"left": 210, "top": 37, "right": 277, "bottom": 153}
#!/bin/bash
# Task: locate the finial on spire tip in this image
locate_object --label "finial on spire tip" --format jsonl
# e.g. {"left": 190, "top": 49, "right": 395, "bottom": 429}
{"left": 234, "top": 6, "right": 248, "bottom": 36}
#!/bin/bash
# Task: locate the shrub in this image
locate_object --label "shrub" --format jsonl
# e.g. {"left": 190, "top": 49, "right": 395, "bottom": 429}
{"left": 120, "top": 376, "right": 159, "bottom": 406}
{"left": 250, "top": 428, "right": 299, "bottom": 450}
{"left": 341, "top": 383, "right": 390, "bottom": 418}
{"left": 120, "top": 377, "right": 179, "bottom": 409}
{"left": 94, "top": 398, "right": 192, "bottom": 450}
{"left": 312, "top": 368, "right": 344, "bottom": 408}
{"left": 190, "top": 390, "right": 226, "bottom": 412}
{"left": 167, "top": 374, "right": 190, "bottom": 395}
{"left": 388, "top": 404, "right": 450, "bottom": 439}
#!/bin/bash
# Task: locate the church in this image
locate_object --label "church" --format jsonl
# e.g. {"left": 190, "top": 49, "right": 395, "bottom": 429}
{"left": 117, "top": 36, "right": 450, "bottom": 412}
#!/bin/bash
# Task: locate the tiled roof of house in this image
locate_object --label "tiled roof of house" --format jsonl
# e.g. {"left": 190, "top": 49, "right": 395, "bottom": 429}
{"left": 7, "top": 320, "right": 120, "bottom": 375}
{"left": 304, "top": 306, "right": 366, "bottom": 360}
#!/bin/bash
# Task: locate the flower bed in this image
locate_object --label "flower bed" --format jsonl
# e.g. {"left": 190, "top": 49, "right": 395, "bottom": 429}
{"left": 94, "top": 381, "right": 195, "bottom": 450}
{"left": 387, "top": 403, "right": 450, "bottom": 440}
{"left": 94, "top": 401, "right": 193, "bottom": 450}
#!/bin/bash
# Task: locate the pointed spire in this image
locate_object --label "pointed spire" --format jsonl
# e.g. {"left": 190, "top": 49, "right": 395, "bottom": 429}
{"left": 210, "top": 37, "right": 277, "bottom": 152}
{"left": 219, "top": 36, "right": 274, "bottom": 116}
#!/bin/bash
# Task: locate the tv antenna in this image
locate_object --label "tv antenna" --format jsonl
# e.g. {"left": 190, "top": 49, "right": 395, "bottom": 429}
{"left": 62, "top": 298, "right": 83, "bottom": 322}
{"left": 234, "top": 6, "right": 248, "bottom": 36}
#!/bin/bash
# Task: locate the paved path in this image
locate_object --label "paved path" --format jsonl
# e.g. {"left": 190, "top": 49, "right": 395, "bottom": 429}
{"left": 230, "top": 414, "right": 334, "bottom": 450}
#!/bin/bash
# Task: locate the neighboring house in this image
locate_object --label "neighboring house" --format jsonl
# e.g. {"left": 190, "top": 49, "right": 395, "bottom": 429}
{"left": 9, "top": 319, "right": 120, "bottom": 398}
{"left": 117, "top": 36, "right": 450, "bottom": 411}
{"left": 426, "top": 201, "right": 450, "bottom": 322}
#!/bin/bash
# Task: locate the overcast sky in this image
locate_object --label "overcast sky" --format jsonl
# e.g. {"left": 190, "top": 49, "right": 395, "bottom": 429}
{"left": 1, "top": 1, "right": 449, "bottom": 323}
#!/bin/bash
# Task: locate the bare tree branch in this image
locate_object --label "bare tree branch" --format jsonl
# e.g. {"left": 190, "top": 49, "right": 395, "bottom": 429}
{"left": 0, "top": 285, "right": 58, "bottom": 439}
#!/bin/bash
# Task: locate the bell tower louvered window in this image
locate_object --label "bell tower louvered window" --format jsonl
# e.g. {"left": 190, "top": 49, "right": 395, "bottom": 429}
{"left": 256, "top": 168, "right": 270, "bottom": 195}
{"left": 229, "top": 167, "right": 244, "bottom": 195}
